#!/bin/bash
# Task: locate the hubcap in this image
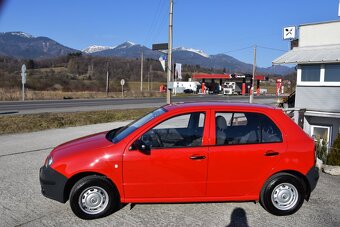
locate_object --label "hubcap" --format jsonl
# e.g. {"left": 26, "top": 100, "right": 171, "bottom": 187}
{"left": 271, "top": 183, "right": 298, "bottom": 211}
{"left": 78, "top": 186, "right": 109, "bottom": 215}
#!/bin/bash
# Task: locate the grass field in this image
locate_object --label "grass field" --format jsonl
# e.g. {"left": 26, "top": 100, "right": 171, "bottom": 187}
{"left": 0, "top": 108, "right": 155, "bottom": 135}
{"left": 0, "top": 86, "right": 165, "bottom": 101}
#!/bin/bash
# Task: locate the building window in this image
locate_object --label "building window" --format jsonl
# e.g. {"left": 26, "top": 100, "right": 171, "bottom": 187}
{"left": 301, "top": 65, "right": 320, "bottom": 82}
{"left": 325, "top": 64, "right": 340, "bottom": 82}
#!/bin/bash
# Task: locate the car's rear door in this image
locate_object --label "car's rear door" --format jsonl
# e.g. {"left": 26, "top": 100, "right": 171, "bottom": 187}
{"left": 123, "top": 110, "right": 210, "bottom": 200}
{"left": 207, "top": 110, "right": 286, "bottom": 199}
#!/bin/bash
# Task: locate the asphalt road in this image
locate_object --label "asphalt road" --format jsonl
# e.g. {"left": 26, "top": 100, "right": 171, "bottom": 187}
{"left": 0, "top": 122, "right": 339, "bottom": 227}
{"left": 0, "top": 95, "right": 277, "bottom": 115}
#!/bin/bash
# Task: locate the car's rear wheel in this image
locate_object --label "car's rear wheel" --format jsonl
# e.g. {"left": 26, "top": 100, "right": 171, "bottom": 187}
{"left": 69, "top": 175, "right": 120, "bottom": 219}
{"left": 260, "top": 173, "right": 305, "bottom": 216}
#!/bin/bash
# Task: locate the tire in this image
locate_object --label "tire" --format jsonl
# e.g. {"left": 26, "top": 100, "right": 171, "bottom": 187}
{"left": 69, "top": 175, "right": 120, "bottom": 219}
{"left": 260, "top": 173, "right": 305, "bottom": 216}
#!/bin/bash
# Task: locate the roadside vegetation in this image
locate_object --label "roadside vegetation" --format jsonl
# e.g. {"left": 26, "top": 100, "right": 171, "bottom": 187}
{"left": 0, "top": 108, "right": 154, "bottom": 135}
{"left": 317, "top": 134, "right": 340, "bottom": 166}
{"left": 0, "top": 54, "right": 295, "bottom": 101}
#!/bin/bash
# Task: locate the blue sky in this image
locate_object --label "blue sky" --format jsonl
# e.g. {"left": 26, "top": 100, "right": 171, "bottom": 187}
{"left": 0, "top": 0, "right": 339, "bottom": 67}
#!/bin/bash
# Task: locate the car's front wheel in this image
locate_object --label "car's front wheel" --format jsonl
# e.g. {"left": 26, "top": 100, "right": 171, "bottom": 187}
{"left": 260, "top": 173, "right": 306, "bottom": 216}
{"left": 69, "top": 175, "right": 120, "bottom": 219}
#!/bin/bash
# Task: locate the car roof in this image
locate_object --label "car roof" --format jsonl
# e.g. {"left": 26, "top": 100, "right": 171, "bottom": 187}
{"left": 163, "top": 102, "right": 278, "bottom": 111}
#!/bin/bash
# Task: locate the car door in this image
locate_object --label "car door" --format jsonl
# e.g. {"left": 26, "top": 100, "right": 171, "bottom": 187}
{"left": 207, "top": 110, "right": 286, "bottom": 198}
{"left": 123, "top": 111, "right": 210, "bottom": 200}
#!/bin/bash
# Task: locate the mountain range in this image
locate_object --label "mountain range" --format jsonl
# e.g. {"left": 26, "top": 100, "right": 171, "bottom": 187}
{"left": 0, "top": 32, "right": 293, "bottom": 75}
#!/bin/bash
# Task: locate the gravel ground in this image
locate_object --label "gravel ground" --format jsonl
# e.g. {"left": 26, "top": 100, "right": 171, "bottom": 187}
{"left": 0, "top": 122, "right": 339, "bottom": 227}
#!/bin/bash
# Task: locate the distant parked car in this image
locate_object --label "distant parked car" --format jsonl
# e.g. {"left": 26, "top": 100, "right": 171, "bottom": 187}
{"left": 183, "top": 89, "right": 194, "bottom": 94}
{"left": 40, "top": 102, "right": 319, "bottom": 219}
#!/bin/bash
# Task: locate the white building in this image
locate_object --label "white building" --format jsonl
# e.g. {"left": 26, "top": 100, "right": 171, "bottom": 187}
{"left": 273, "top": 20, "right": 340, "bottom": 147}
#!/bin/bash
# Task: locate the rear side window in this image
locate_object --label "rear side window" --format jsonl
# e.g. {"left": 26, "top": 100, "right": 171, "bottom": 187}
{"left": 215, "top": 112, "right": 282, "bottom": 145}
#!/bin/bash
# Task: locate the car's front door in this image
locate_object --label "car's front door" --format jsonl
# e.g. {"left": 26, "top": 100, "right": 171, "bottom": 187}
{"left": 123, "top": 111, "right": 209, "bottom": 199}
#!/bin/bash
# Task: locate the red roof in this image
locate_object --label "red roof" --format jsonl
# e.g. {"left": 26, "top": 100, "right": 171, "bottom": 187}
{"left": 192, "top": 73, "right": 266, "bottom": 81}
{"left": 192, "top": 74, "right": 232, "bottom": 79}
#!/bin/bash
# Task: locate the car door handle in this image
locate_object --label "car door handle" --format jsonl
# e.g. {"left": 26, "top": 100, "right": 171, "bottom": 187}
{"left": 190, "top": 155, "right": 206, "bottom": 160}
{"left": 264, "top": 151, "right": 280, "bottom": 156}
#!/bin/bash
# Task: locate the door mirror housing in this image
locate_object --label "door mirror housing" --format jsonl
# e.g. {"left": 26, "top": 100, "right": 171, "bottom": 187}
{"left": 133, "top": 139, "right": 151, "bottom": 155}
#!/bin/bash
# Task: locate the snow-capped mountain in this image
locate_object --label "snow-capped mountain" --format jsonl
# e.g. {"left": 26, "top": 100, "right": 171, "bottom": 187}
{"left": 6, "top": 32, "right": 34, "bottom": 38}
{"left": 0, "top": 31, "right": 78, "bottom": 59}
{"left": 89, "top": 41, "right": 160, "bottom": 59}
{"left": 115, "top": 41, "right": 136, "bottom": 49}
{"left": 83, "top": 41, "right": 138, "bottom": 55}
{"left": 87, "top": 41, "right": 293, "bottom": 74}
{"left": 173, "top": 47, "right": 210, "bottom": 58}
{"left": 83, "top": 45, "right": 115, "bottom": 54}
{"left": 0, "top": 32, "right": 294, "bottom": 75}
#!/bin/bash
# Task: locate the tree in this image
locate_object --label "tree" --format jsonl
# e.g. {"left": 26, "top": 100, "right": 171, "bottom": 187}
{"left": 327, "top": 134, "right": 340, "bottom": 166}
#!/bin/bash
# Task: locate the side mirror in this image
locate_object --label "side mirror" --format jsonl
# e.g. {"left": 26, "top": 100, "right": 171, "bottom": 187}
{"left": 133, "top": 139, "right": 151, "bottom": 155}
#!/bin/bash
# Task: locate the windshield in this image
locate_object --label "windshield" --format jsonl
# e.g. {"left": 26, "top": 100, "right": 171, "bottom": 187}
{"left": 110, "top": 107, "right": 166, "bottom": 143}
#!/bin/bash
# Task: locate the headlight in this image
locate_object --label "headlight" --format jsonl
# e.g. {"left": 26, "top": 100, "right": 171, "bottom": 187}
{"left": 45, "top": 156, "right": 53, "bottom": 167}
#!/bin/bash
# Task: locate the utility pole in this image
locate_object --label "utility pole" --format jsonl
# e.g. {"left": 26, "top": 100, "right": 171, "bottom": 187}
{"left": 148, "top": 64, "right": 152, "bottom": 91}
{"left": 151, "top": 64, "right": 153, "bottom": 91}
{"left": 140, "top": 51, "right": 144, "bottom": 92}
{"left": 106, "top": 62, "right": 109, "bottom": 97}
{"left": 167, "top": 0, "right": 173, "bottom": 104}
{"left": 249, "top": 45, "right": 257, "bottom": 104}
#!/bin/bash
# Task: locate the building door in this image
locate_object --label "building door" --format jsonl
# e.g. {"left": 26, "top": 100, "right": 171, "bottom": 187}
{"left": 311, "top": 125, "right": 331, "bottom": 151}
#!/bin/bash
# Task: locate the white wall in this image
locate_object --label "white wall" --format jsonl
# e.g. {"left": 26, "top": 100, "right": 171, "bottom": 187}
{"left": 299, "top": 21, "right": 340, "bottom": 47}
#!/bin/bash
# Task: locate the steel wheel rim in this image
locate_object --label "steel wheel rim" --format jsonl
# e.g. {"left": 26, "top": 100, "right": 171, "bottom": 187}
{"left": 271, "top": 183, "right": 298, "bottom": 211}
{"left": 78, "top": 186, "right": 109, "bottom": 215}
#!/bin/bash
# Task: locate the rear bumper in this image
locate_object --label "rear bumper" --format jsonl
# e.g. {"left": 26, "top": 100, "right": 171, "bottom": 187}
{"left": 39, "top": 166, "right": 68, "bottom": 203}
{"left": 306, "top": 166, "right": 319, "bottom": 197}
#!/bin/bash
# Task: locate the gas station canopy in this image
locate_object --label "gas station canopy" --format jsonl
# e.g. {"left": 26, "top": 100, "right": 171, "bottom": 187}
{"left": 192, "top": 73, "right": 266, "bottom": 81}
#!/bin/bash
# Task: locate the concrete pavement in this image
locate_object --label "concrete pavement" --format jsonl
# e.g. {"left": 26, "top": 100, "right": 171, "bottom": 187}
{"left": 0, "top": 122, "right": 339, "bottom": 227}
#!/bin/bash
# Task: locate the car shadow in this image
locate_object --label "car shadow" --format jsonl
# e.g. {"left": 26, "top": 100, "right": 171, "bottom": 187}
{"left": 225, "top": 207, "right": 249, "bottom": 227}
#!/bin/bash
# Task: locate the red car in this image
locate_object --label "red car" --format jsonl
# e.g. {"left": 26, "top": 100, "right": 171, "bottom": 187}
{"left": 40, "top": 102, "right": 319, "bottom": 219}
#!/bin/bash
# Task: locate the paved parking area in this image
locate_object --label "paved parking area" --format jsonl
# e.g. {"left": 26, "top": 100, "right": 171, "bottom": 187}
{"left": 0, "top": 122, "right": 339, "bottom": 227}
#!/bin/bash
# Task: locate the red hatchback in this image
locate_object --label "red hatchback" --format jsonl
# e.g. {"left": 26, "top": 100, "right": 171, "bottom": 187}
{"left": 40, "top": 102, "right": 319, "bottom": 219}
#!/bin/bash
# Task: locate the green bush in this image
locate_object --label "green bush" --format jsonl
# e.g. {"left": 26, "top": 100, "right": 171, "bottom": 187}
{"left": 316, "top": 138, "right": 328, "bottom": 163}
{"left": 327, "top": 134, "right": 340, "bottom": 166}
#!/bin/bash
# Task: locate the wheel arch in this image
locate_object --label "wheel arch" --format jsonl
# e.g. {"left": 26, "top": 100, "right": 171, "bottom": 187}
{"left": 262, "top": 170, "right": 311, "bottom": 201}
{"left": 64, "top": 172, "right": 119, "bottom": 202}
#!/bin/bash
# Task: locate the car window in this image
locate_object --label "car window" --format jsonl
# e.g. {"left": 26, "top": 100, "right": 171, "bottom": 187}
{"left": 215, "top": 112, "right": 282, "bottom": 145}
{"left": 141, "top": 112, "right": 205, "bottom": 148}
{"left": 232, "top": 113, "right": 247, "bottom": 126}
{"left": 154, "top": 114, "right": 190, "bottom": 129}
{"left": 216, "top": 113, "right": 232, "bottom": 126}
{"left": 111, "top": 107, "right": 166, "bottom": 143}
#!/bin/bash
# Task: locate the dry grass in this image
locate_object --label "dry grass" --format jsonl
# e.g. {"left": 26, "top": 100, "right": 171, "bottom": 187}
{"left": 0, "top": 87, "right": 165, "bottom": 101}
{"left": 0, "top": 108, "right": 155, "bottom": 135}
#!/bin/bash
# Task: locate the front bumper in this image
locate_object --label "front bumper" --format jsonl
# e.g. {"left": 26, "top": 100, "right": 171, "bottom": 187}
{"left": 39, "top": 166, "right": 68, "bottom": 203}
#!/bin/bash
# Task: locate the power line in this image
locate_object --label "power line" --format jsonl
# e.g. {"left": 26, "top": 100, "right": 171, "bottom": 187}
{"left": 257, "top": 45, "right": 286, "bottom": 52}
{"left": 222, "top": 45, "right": 254, "bottom": 54}
{"left": 153, "top": 5, "right": 168, "bottom": 41}
{"left": 142, "top": 0, "right": 165, "bottom": 45}
{"left": 151, "top": 1, "right": 168, "bottom": 42}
